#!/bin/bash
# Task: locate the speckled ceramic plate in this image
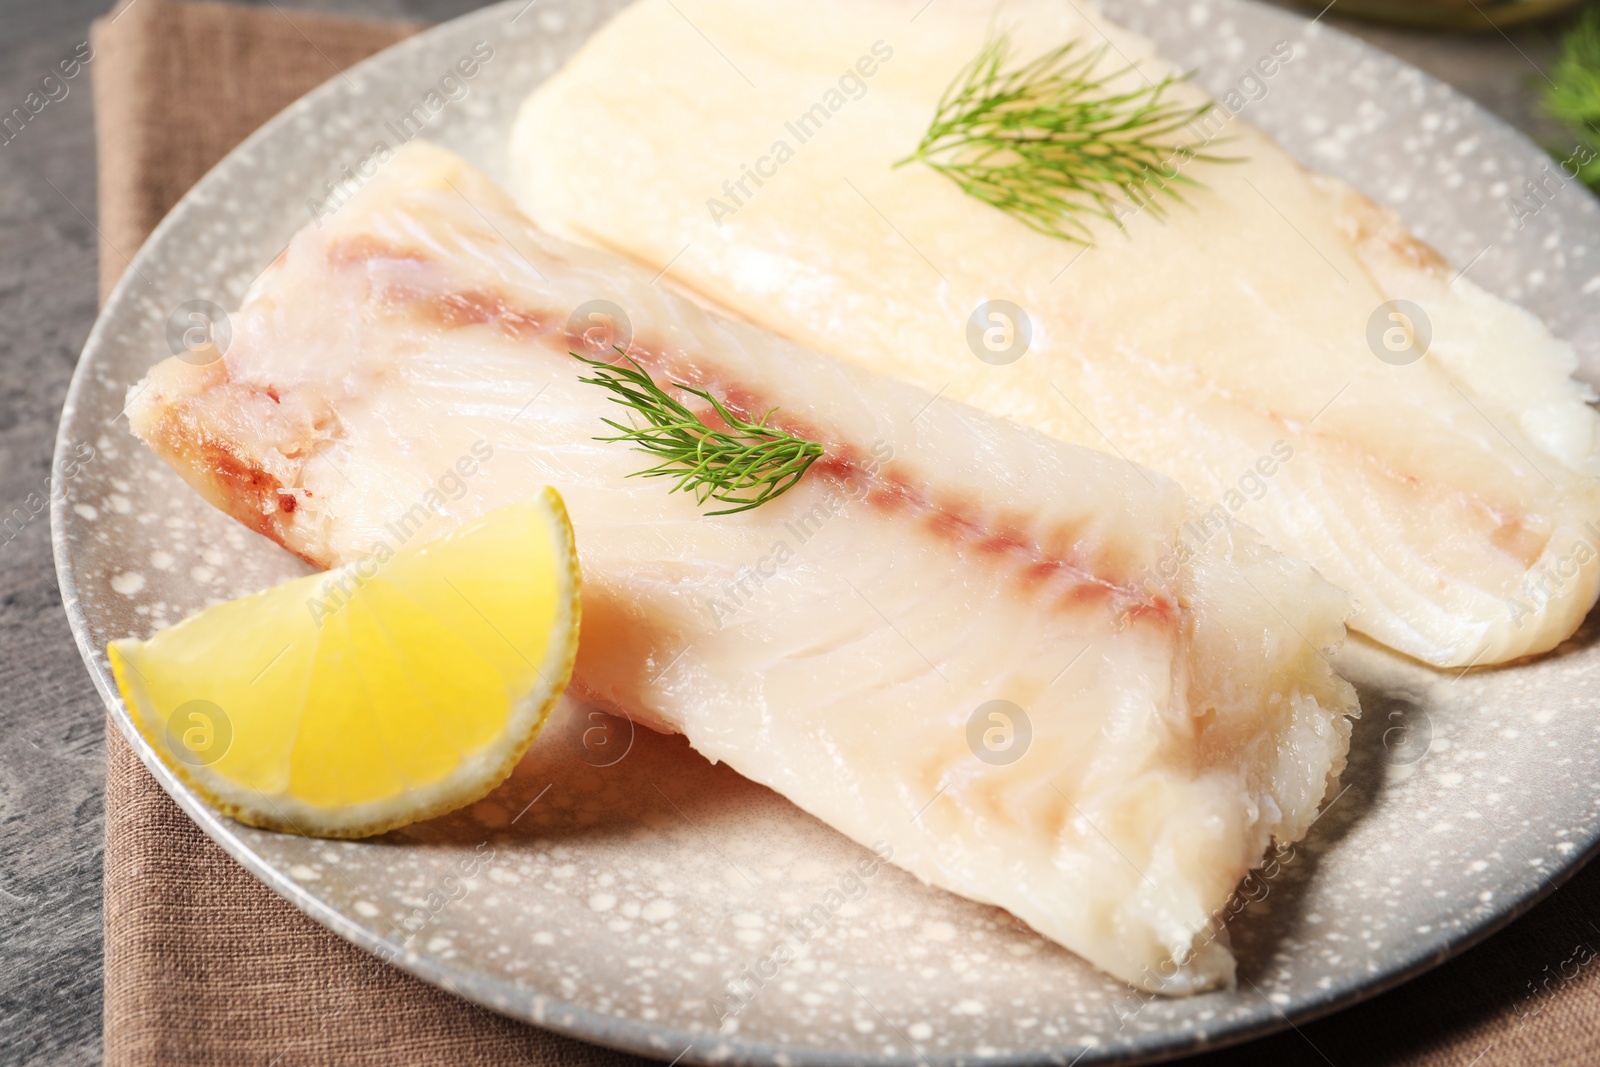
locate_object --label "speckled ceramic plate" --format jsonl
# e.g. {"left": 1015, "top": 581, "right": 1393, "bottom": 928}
{"left": 52, "top": 0, "right": 1600, "bottom": 1063}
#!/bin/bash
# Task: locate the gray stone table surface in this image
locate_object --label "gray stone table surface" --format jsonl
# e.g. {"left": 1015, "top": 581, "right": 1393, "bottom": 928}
{"left": 0, "top": 1, "right": 1593, "bottom": 1065}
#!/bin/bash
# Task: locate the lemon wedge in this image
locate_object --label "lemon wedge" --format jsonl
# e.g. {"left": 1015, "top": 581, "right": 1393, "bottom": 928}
{"left": 108, "top": 491, "right": 581, "bottom": 839}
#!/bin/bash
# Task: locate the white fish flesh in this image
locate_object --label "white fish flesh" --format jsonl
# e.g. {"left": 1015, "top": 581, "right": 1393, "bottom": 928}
{"left": 509, "top": 0, "right": 1600, "bottom": 668}
{"left": 127, "top": 142, "right": 1357, "bottom": 992}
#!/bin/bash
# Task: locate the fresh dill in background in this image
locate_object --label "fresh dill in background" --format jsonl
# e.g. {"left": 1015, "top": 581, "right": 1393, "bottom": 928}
{"left": 1544, "top": 4, "right": 1600, "bottom": 189}
{"left": 896, "top": 35, "right": 1228, "bottom": 245}
{"left": 573, "top": 351, "right": 825, "bottom": 516}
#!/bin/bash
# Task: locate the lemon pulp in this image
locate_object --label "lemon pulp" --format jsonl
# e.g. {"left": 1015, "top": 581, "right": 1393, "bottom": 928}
{"left": 109, "top": 490, "right": 580, "bottom": 838}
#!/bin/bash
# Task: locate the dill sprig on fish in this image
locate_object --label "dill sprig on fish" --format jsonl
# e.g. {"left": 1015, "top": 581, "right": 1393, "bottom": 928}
{"left": 573, "top": 350, "right": 824, "bottom": 515}
{"left": 896, "top": 34, "right": 1226, "bottom": 244}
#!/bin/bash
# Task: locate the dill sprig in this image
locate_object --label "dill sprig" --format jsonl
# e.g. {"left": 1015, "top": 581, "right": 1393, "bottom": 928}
{"left": 573, "top": 351, "right": 824, "bottom": 516}
{"left": 896, "top": 34, "right": 1228, "bottom": 244}
{"left": 1543, "top": 6, "right": 1600, "bottom": 190}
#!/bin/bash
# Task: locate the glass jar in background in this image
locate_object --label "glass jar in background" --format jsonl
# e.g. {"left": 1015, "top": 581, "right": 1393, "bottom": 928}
{"left": 1287, "top": 0, "right": 1584, "bottom": 28}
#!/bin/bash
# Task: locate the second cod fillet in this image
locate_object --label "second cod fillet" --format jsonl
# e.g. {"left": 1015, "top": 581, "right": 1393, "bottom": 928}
{"left": 511, "top": 0, "right": 1600, "bottom": 667}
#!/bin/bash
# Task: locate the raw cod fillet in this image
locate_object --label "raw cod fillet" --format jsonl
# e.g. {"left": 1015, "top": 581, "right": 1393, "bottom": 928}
{"left": 127, "top": 142, "right": 1358, "bottom": 993}
{"left": 509, "top": 0, "right": 1600, "bottom": 668}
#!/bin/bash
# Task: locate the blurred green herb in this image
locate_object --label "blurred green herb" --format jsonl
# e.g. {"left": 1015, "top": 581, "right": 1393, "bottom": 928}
{"left": 1543, "top": 5, "right": 1600, "bottom": 189}
{"left": 896, "top": 34, "right": 1232, "bottom": 245}
{"left": 573, "top": 350, "right": 824, "bottom": 516}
